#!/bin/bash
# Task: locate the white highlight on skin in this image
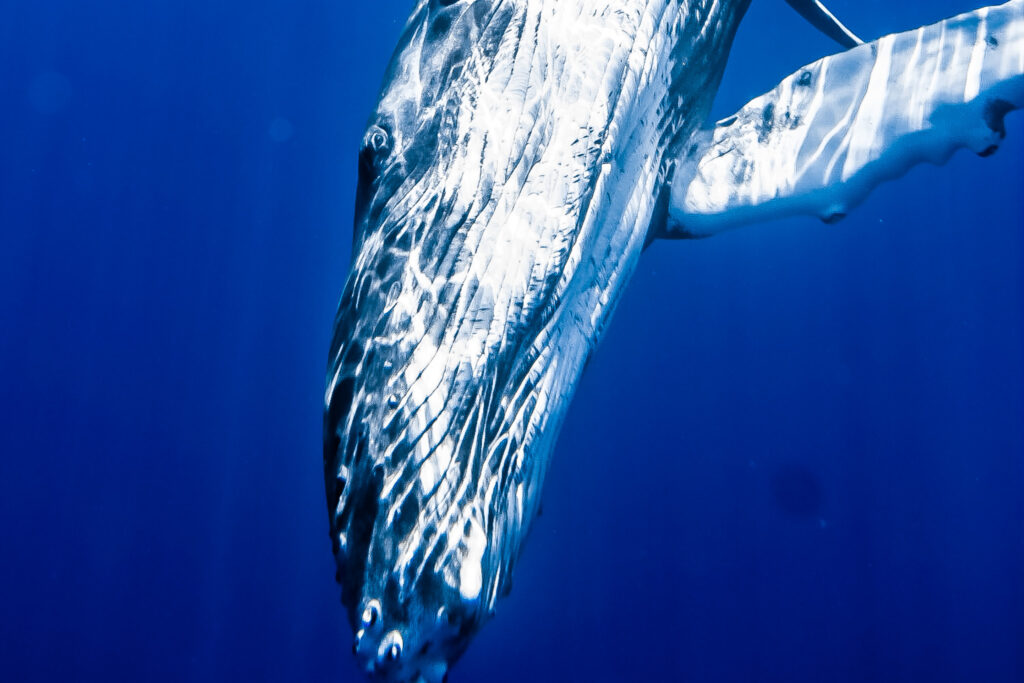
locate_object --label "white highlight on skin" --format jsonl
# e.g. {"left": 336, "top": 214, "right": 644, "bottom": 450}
{"left": 458, "top": 516, "right": 486, "bottom": 602}
{"left": 965, "top": 8, "right": 992, "bottom": 100}
{"left": 364, "top": 1, "right": 706, "bottom": 611}
{"left": 670, "top": 0, "right": 1024, "bottom": 235}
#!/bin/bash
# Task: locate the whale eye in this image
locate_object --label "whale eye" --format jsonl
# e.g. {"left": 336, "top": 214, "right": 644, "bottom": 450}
{"left": 362, "top": 125, "right": 390, "bottom": 160}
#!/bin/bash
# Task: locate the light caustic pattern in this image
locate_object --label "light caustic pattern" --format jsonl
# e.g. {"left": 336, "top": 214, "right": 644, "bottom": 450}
{"left": 324, "top": 1, "right": 1024, "bottom": 681}
{"left": 671, "top": 0, "right": 1024, "bottom": 235}
{"left": 326, "top": 2, "right": 749, "bottom": 681}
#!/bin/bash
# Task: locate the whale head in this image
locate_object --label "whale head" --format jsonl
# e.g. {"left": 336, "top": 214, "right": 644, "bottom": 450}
{"left": 325, "top": 2, "right": 523, "bottom": 680}
{"left": 324, "top": 1, "right": 752, "bottom": 679}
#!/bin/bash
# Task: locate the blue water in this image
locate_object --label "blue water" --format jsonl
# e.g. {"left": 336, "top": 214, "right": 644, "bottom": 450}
{"left": 2, "top": 2, "right": 1021, "bottom": 681}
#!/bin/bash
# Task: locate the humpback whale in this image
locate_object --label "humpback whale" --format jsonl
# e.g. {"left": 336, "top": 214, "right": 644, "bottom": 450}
{"left": 323, "top": 2, "right": 1023, "bottom": 680}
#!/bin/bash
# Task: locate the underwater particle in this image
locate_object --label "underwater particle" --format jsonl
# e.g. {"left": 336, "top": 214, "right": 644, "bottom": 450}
{"left": 770, "top": 462, "right": 824, "bottom": 518}
{"left": 268, "top": 117, "right": 294, "bottom": 143}
{"left": 28, "top": 71, "right": 72, "bottom": 115}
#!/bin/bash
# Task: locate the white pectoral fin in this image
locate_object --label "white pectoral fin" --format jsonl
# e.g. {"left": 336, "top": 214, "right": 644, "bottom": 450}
{"left": 665, "top": 0, "right": 1024, "bottom": 238}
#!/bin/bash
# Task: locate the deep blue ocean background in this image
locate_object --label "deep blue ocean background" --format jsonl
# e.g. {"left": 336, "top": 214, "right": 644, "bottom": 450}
{"left": 2, "top": 1, "right": 1022, "bottom": 681}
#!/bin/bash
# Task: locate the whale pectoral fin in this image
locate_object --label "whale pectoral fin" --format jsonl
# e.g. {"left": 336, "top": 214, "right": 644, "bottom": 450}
{"left": 785, "top": 0, "right": 863, "bottom": 48}
{"left": 662, "top": 1, "right": 1024, "bottom": 239}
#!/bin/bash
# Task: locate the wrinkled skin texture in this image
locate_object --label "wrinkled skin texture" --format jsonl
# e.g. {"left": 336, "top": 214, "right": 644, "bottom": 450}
{"left": 323, "top": 0, "right": 1024, "bottom": 679}
{"left": 325, "top": 2, "right": 750, "bottom": 680}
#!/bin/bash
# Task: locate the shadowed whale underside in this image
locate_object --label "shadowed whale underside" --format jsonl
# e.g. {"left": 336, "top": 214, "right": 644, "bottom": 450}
{"left": 323, "top": 2, "right": 1023, "bottom": 680}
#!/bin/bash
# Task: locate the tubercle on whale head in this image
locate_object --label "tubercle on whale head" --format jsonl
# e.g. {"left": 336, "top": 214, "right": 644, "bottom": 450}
{"left": 345, "top": 595, "right": 479, "bottom": 683}
{"left": 349, "top": 599, "right": 455, "bottom": 683}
